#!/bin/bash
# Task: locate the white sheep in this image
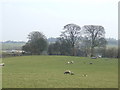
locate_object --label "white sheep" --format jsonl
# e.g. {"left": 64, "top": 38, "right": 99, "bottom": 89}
{"left": 67, "top": 62, "right": 70, "bottom": 64}
{"left": 64, "top": 70, "right": 71, "bottom": 74}
{"left": 66, "top": 61, "right": 74, "bottom": 64}
{"left": 0, "top": 63, "right": 4, "bottom": 66}
{"left": 89, "top": 62, "right": 93, "bottom": 64}
{"left": 70, "top": 61, "right": 74, "bottom": 64}
{"left": 64, "top": 70, "right": 74, "bottom": 75}
{"left": 71, "top": 72, "right": 74, "bottom": 75}
{"left": 82, "top": 74, "right": 87, "bottom": 77}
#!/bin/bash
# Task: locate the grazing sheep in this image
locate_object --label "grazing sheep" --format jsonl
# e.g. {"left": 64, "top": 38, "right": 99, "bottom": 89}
{"left": 67, "top": 62, "right": 70, "bottom": 64}
{"left": 64, "top": 70, "right": 71, "bottom": 74}
{"left": 70, "top": 61, "right": 74, "bottom": 64}
{"left": 64, "top": 70, "right": 74, "bottom": 75}
{"left": 66, "top": 61, "right": 74, "bottom": 64}
{"left": 82, "top": 74, "right": 87, "bottom": 77}
{"left": 70, "top": 72, "right": 74, "bottom": 75}
{"left": 89, "top": 62, "right": 93, "bottom": 64}
{"left": 0, "top": 63, "right": 4, "bottom": 66}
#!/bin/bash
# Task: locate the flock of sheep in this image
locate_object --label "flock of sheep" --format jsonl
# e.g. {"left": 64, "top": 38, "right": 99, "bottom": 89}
{"left": 66, "top": 61, "right": 74, "bottom": 64}
{"left": 63, "top": 56, "right": 100, "bottom": 76}
{"left": 0, "top": 56, "right": 100, "bottom": 76}
{"left": 64, "top": 61, "right": 74, "bottom": 75}
{"left": 64, "top": 60, "right": 88, "bottom": 77}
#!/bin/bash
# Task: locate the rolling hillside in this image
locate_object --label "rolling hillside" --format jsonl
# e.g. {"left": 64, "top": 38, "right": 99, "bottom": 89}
{"left": 2, "top": 56, "right": 118, "bottom": 88}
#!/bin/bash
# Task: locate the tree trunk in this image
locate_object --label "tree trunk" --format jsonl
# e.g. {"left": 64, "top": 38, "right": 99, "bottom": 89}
{"left": 72, "top": 48, "right": 74, "bottom": 56}
{"left": 91, "top": 46, "right": 94, "bottom": 57}
{"left": 71, "top": 47, "right": 77, "bottom": 56}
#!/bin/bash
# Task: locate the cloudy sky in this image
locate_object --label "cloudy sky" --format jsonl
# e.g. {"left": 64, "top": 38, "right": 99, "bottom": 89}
{"left": 0, "top": 0, "right": 119, "bottom": 41}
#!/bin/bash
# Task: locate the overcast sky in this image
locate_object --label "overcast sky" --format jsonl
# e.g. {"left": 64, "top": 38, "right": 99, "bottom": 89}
{"left": 0, "top": 0, "right": 119, "bottom": 41}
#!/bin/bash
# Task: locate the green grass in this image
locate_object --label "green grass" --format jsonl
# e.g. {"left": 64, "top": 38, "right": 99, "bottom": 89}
{"left": 2, "top": 55, "right": 118, "bottom": 88}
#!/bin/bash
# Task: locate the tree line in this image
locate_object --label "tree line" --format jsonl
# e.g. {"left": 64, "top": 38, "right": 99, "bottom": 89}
{"left": 22, "top": 23, "right": 118, "bottom": 58}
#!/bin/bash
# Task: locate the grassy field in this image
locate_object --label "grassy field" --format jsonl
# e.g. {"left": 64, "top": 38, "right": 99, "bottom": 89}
{"left": 2, "top": 55, "right": 118, "bottom": 88}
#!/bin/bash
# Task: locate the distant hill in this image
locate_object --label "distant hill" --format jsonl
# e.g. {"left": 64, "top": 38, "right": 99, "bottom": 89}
{"left": 47, "top": 37, "right": 118, "bottom": 48}
{"left": 106, "top": 38, "right": 118, "bottom": 45}
{"left": 1, "top": 40, "right": 26, "bottom": 43}
{"left": 1, "top": 38, "right": 118, "bottom": 50}
{"left": 1, "top": 38, "right": 57, "bottom": 50}
{"left": 2, "top": 42, "right": 26, "bottom": 50}
{"left": 1, "top": 38, "right": 57, "bottom": 44}
{"left": 106, "top": 38, "right": 118, "bottom": 48}
{"left": 47, "top": 37, "right": 57, "bottom": 43}
{"left": 1, "top": 41, "right": 26, "bottom": 50}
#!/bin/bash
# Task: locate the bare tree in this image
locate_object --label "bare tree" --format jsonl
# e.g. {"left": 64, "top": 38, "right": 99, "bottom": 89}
{"left": 83, "top": 25, "right": 107, "bottom": 57}
{"left": 60, "top": 24, "right": 81, "bottom": 56}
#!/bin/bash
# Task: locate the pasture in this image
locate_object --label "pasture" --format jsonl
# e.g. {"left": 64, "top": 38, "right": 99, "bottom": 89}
{"left": 2, "top": 56, "right": 118, "bottom": 88}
